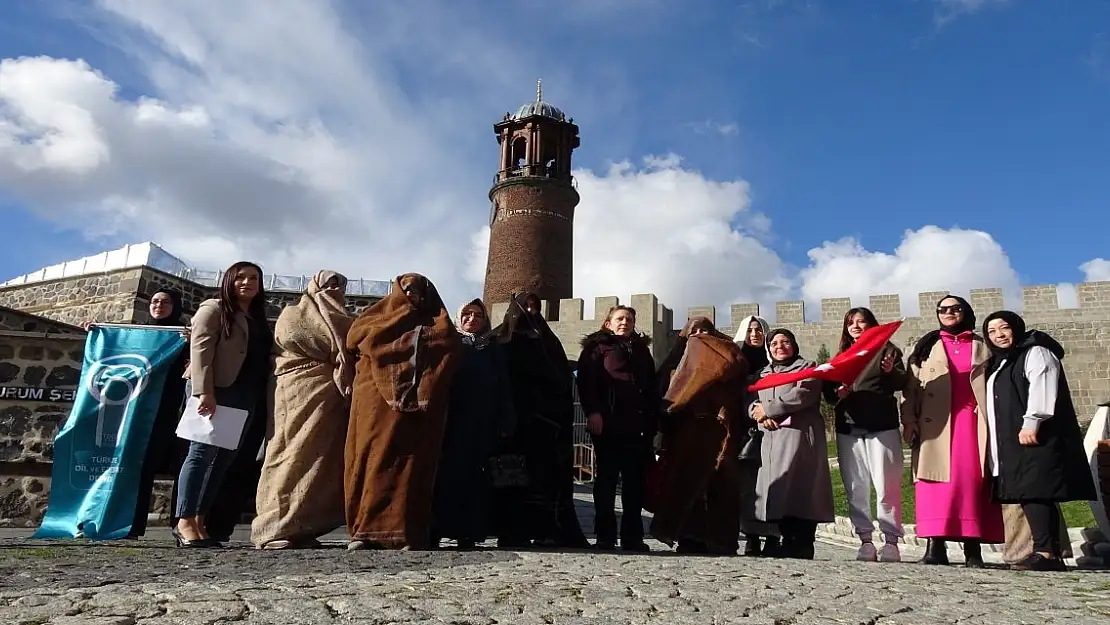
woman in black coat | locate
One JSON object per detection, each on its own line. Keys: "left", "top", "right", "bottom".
{"left": 982, "top": 311, "right": 1096, "bottom": 571}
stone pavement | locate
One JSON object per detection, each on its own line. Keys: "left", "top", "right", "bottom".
{"left": 2, "top": 492, "right": 1110, "bottom": 624}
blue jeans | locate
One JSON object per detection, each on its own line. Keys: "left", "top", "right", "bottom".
{"left": 174, "top": 381, "right": 256, "bottom": 519}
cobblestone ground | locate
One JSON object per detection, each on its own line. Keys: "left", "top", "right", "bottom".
{"left": 2, "top": 533, "right": 1110, "bottom": 625}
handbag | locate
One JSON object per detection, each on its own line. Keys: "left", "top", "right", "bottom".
{"left": 737, "top": 427, "right": 763, "bottom": 466}
{"left": 643, "top": 452, "right": 666, "bottom": 514}
{"left": 488, "top": 453, "right": 529, "bottom": 489}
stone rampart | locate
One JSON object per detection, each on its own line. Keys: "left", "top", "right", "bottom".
{"left": 500, "top": 282, "right": 1110, "bottom": 420}
{"left": 0, "top": 266, "right": 383, "bottom": 327}
{"left": 0, "top": 310, "right": 86, "bottom": 526}
{"left": 679, "top": 283, "right": 1110, "bottom": 421}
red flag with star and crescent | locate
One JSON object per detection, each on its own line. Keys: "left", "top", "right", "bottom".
{"left": 746, "top": 320, "right": 904, "bottom": 392}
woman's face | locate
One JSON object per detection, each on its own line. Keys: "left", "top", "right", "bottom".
{"left": 149, "top": 292, "right": 174, "bottom": 320}
{"left": 936, "top": 297, "right": 964, "bottom": 328}
{"left": 689, "top": 322, "right": 709, "bottom": 337}
{"left": 322, "top": 277, "right": 345, "bottom": 294}
{"left": 400, "top": 276, "right": 424, "bottom": 307}
{"left": 769, "top": 333, "right": 795, "bottom": 360}
{"left": 606, "top": 309, "right": 635, "bottom": 336}
{"left": 524, "top": 296, "right": 541, "bottom": 316}
{"left": 746, "top": 320, "right": 765, "bottom": 347}
{"left": 846, "top": 312, "right": 872, "bottom": 339}
{"left": 986, "top": 318, "right": 1015, "bottom": 349}
{"left": 459, "top": 304, "right": 486, "bottom": 334}
{"left": 234, "top": 267, "right": 261, "bottom": 301}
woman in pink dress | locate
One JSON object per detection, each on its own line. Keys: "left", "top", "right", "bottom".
{"left": 902, "top": 295, "right": 1003, "bottom": 567}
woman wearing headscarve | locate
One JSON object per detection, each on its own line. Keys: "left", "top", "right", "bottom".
{"left": 982, "top": 311, "right": 1096, "bottom": 571}
{"left": 431, "top": 298, "right": 516, "bottom": 549}
{"left": 732, "top": 314, "right": 780, "bottom": 556}
{"left": 344, "top": 274, "right": 462, "bottom": 551}
{"left": 749, "top": 328, "right": 834, "bottom": 559}
{"left": 126, "top": 289, "right": 190, "bottom": 538}
{"left": 493, "top": 292, "right": 590, "bottom": 549}
{"left": 650, "top": 317, "right": 747, "bottom": 555}
{"left": 902, "top": 295, "right": 1003, "bottom": 566}
{"left": 577, "top": 305, "right": 658, "bottom": 552}
{"left": 81, "top": 289, "right": 191, "bottom": 539}
{"left": 250, "top": 271, "right": 354, "bottom": 550}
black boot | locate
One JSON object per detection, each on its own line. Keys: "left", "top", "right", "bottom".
{"left": 962, "top": 541, "right": 984, "bottom": 568}
{"left": 922, "top": 539, "right": 949, "bottom": 565}
{"left": 763, "top": 536, "right": 783, "bottom": 558}
{"left": 743, "top": 536, "right": 762, "bottom": 557}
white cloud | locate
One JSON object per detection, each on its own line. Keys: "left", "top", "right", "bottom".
{"left": 0, "top": 0, "right": 1080, "bottom": 329}
{"left": 797, "top": 226, "right": 1021, "bottom": 317}
{"left": 934, "top": 0, "right": 1011, "bottom": 26}
{"left": 684, "top": 120, "right": 740, "bottom": 137}
{"left": 1081, "top": 258, "right": 1110, "bottom": 282}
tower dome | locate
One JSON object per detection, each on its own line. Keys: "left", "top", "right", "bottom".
{"left": 511, "top": 79, "right": 567, "bottom": 122}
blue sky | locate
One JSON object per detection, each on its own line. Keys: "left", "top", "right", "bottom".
{"left": 0, "top": 0, "right": 1108, "bottom": 316}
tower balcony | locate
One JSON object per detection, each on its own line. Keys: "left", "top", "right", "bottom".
{"left": 493, "top": 166, "right": 577, "bottom": 187}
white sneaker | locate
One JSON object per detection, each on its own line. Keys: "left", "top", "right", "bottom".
{"left": 878, "top": 543, "right": 901, "bottom": 563}
{"left": 856, "top": 542, "right": 878, "bottom": 562}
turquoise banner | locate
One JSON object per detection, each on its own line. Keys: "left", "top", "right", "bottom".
{"left": 34, "top": 325, "right": 187, "bottom": 540}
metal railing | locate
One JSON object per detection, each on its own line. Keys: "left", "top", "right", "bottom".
{"left": 0, "top": 242, "right": 392, "bottom": 297}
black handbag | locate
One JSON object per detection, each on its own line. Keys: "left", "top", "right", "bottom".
{"left": 737, "top": 427, "right": 763, "bottom": 466}
{"left": 488, "top": 454, "right": 529, "bottom": 488}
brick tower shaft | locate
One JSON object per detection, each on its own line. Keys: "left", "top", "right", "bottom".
{"left": 483, "top": 81, "right": 581, "bottom": 316}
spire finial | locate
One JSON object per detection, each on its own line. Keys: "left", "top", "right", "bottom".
{"left": 536, "top": 78, "right": 543, "bottom": 103}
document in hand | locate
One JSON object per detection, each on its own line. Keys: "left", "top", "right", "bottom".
{"left": 175, "top": 396, "right": 248, "bottom": 450}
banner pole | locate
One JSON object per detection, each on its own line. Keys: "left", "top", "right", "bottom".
{"left": 88, "top": 323, "right": 187, "bottom": 331}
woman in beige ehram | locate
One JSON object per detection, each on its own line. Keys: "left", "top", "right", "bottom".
{"left": 251, "top": 271, "right": 355, "bottom": 549}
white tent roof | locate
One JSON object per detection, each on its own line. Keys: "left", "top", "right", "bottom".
{"left": 1, "top": 242, "right": 391, "bottom": 297}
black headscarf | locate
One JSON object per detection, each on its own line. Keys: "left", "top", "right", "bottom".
{"left": 766, "top": 328, "right": 800, "bottom": 366}
{"left": 907, "top": 294, "right": 976, "bottom": 367}
{"left": 150, "top": 288, "right": 185, "bottom": 326}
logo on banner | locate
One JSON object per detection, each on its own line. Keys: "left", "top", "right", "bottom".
{"left": 86, "top": 354, "right": 152, "bottom": 449}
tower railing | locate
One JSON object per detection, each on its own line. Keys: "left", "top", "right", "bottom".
{"left": 493, "top": 168, "right": 576, "bottom": 185}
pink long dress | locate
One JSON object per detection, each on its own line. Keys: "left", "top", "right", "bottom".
{"left": 914, "top": 331, "right": 1004, "bottom": 542}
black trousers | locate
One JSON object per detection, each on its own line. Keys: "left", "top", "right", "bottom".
{"left": 591, "top": 433, "right": 648, "bottom": 545}
{"left": 1021, "top": 500, "right": 1063, "bottom": 556}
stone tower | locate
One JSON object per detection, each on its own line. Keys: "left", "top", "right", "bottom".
{"left": 483, "top": 80, "right": 581, "bottom": 315}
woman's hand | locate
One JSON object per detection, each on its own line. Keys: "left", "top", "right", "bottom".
{"left": 197, "top": 393, "right": 217, "bottom": 418}
{"left": 880, "top": 354, "right": 895, "bottom": 373}
{"left": 1018, "top": 428, "right": 1039, "bottom": 446}
{"left": 587, "top": 412, "right": 604, "bottom": 436}
{"left": 751, "top": 403, "right": 765, "bottom": 422}
{"left": 80, "top": 320, "right": 96, "bottom": 331}
{"left": 902, "top": 422, "right": 918, "bottom": 445}
{"left": 835, "top": 384, "right": 850, "bottom": 399}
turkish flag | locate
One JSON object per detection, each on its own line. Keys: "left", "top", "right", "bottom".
{"left": 746, "top": 320, "right": 904, "bottom": 392}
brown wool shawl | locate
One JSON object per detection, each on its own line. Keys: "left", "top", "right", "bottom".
{"left": 664, "top": 332, "right": 749, "bottom": 417}
{"left": 346, "top": 273, "right": 462, "bottom": 413}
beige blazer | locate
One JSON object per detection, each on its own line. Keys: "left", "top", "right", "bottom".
{"left": 188, "top": 298, "right": 251, "bottom": 396}
{"left": 900, "top": 335, "right": 992, "bottom": 483}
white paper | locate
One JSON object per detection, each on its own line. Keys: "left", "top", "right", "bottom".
{"left": 175, "top": 396, "right": 249, "bottom": 451}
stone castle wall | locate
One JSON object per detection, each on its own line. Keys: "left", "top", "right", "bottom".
{"left": 530, "top": 282, "right": 1110, "bottom": 421}
{"left": 0, "top": 266, "right": 383, "bottom": 328}
{"left": 0, "top": 309, "right": 86, "bottom": 526}
{"left": 0, "top": 266, "right": 383, "bottom": 527}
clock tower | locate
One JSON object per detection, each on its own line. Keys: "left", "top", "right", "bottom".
{"left": 482, "top": 80, "right": 581, "bottom": 316}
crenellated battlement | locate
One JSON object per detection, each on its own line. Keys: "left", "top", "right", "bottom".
{"left": 690, "top": 282, "right": 1110, "bottom": 327}
{"left": 489, "top": 282, "right": 1110, "bottom": 421}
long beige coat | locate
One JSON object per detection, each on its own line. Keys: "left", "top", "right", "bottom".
{"left": 900, "top": 336, "right": 992, "bottom": 483}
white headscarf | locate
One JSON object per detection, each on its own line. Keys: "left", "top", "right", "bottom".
{"left": 733, "top": 315, "right": 770, "bottom": 351}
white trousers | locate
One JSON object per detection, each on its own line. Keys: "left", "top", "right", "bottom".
{"left": 837, "top": 429, "right": 904, "bottom": 541}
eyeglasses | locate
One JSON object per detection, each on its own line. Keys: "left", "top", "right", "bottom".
{"left": 937, "top": 305, "right": 963, "bottom": 315}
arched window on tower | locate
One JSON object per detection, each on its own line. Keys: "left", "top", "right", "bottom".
{"left": 541, "top": 139, "right": 559, "bottom": 178}
{"left": 511, "top": 137, "right": 528, "bottom": 175}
